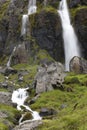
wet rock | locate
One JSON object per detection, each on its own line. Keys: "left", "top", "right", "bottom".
{"left": 70, "top": 56, "right": 87, "bottom": 74}
{"left": 13, "top": 120, "right": 42, "bottom": 130}
{"left": 19, "top": 112, "right": 33, "bottom": 124}
{"left": 35, "top": 62, "right": 66, "bottom": 94}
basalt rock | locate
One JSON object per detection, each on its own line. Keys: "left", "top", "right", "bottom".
{"left": 74, "top": 8, "right": 87, "bottom": 60}
{"left": 68, "top": 0, "right": 87, "bottom": 8}
{"left": 70, "top": 56, "right": 87, "bottom": 74}
{"left": 34, "top": 62, "right": 66, "bottom": 94}
{"left": 31, "top": 9, "right": 64, "bottom": 62}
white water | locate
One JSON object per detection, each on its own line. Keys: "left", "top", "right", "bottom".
{"left": 58, "top": 0, "right": 80, "bottom": 71}
{"left": 28, "top": 0, "right": 37, "bottom": 15}
{"left": 7, "top": 47, "right": 16, "bottom": 67}
{"left": 21, "top": 0, "right": 37, "bottom": 36}
{"left": 21, "top": 15, "right": 28, "bottom": 36}
{"left": 44, "top": 0, "right": 47, "bottom": 6}
{"left": 11, "top": 88, "right": 41, "bottom": 124}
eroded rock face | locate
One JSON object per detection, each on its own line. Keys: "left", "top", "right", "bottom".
{"left": 74, "top": 8, "right": 87, "bottom": 59}
{"left": 34, "top": 62, "right": 66, "bottom": 94}
{"left": 31, "top": 10, "right": 64, "bottom": 62}
{"left": 70, "top": 56, "right": 87, "bottom": 74}
{"left": 69, "top": 0, "right": 87, "bottom": 8}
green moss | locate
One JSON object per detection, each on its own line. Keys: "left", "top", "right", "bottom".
{"left": 0, "top": 74, "right": 5, "bottom": 82}
{"left": 29, "top": 72, "right": 87, "bottom": 130}
{"left": 0, "top": 121, "right": 9, "bottom": 130}
{"left": 0, "top": 0, "right": 10, "bottom": 20}
{"left": 70, "top": 6, "right": 87, "bottom": 18}
{"left": 0, "top": 104, "right": 21, "bottom": 129}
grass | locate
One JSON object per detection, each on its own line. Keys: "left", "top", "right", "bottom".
{"left": 0, "top": 104, "right": 21, "bottom": 129}
{"left": 30, "top": 73, "right": 87, "bottom": 130}
{"left": 0, "top": 0, "right": 10, "bottom": 20}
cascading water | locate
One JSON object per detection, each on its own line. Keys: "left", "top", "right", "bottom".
{"left": 44, "top": 0, "right": 47, "bottom": 6}
{"left": 21, "top": 0, "right": 37, "bottom": 36}
{"left": 11, "top": 88, "right": 41, "bottom": 124}
{"left": 58, "top": 0, "right": 80, "bottom": 71}
{"left": 21, "top": 15, "right": 28, "bottom": 36}
{"left": 28, "top": 0, "right": 37, "bottom": 15}
{"left": 7, "top": 47, "right": 16, "bottom": 67}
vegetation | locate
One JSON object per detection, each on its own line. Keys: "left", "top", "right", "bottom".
{"left": 30, "top": 73, "right": 87, "bottom": 130}
{"left": 0, "top": 0, "right": 10, "bottom": 20}
{"left": 0, "top": 104, "right": 21, "bottom": 130}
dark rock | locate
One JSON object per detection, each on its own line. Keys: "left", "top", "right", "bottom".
{"left": 3, "top": 67, "right": 17, "bottom": 76}
{"left": 1, "top": 82, "right": 8, "bottom": 88}
{"left": 18, "top": 73, "right": 24, "bottom": 82}
{"left": 74, "top": 8, "right": 87, "bottom": 59}
{"left": 31, "top": 9, "right": 64, "bottom": 62}
{"left": 70, "top": 56, "right": 87, "bottom": 74}
{"left": 69, "top": 0, "right": 87, "bottom": 8}
{"left": 39, "top": 108, "right": 57, "bottom": 117}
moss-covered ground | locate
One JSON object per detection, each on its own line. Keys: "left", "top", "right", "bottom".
{"left": 30, "top": 72, "right": 87, "bottom": 130}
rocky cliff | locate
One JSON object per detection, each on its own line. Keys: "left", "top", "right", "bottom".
{"left": 0, "top": 0, "right": 87, "bottom": 130}
{"left": 0, "top": 0, "right": 87, "bottom": 65}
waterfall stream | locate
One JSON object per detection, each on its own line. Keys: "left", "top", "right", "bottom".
{"left": 58, "top": 0, "right": 80, "bottom": 71}
{"left": 7, "top": 47, "right": 16, "bottom": 67}
{"left": 28, "top": 0, "right": 37, "bottom": 15}
{"left": 21, "top": 15, "right": 28, "bottom": 36}
{"left": 21, "top": 0, "right": 37, "bottom": 36}
{"left": 11, "top": 88, "right": 42, "bottom": 124}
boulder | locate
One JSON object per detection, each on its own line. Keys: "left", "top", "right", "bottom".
{"left": 70, "top": 56, "right": 87, "bottom": 74}
{"left": 0, "top": 92, "right": 12, "bottom": 105}
{"left": 1, "top": 67, "right": 17, "bottom": 76}
{"left": 39, "top": 108, "right": 57, "bottom": 117}
{"left": 13, "top": 120, "right": 42, "bottom": 130}
{"left": 34, "top": 62, "right": 66, "bottom": 94}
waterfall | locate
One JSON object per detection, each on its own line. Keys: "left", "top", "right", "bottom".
{"left": 7, "top": 47, "right": 16, "bottom": 67}
{"left": 21, "top": 15, "right": 28, "bottom": 36}
{"left": 44, "top": 0, "right": 47, "bottom": 6}
{"left": 11, "top": 88, "right": 42, "bottom": 124}
{"left": 28, "top": 0, "right": 37, "bottom": 15}
{"left": 58, "top": 0, "right": 80, "bottom": 71}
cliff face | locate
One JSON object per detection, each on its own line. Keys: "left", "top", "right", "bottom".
{"left": 0, "top": 0, "right": 87, "bottom": 64}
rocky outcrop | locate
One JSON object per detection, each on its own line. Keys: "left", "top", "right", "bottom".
{"left": 31, "top": 9, "right": 64, "bottom": 62}
{"left": 74, "top": 8, "right": 87, "bottom": 59}
{"left": 69, "top": 0, "right": 87, "bottom": 8}
{"left": 13, "top": 120, "right": 42, "bottom": 130}
{"left": 70, "top": 56, "right": 87, "bottom": 74}
{"left": 34, "top": 62, "right": 66, "bottom": 94}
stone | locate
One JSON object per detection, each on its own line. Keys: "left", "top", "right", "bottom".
{"left": 3, "top": 67, "right": 17, "bottom": 76}
{"left": 13, "top": 120, "right": 42, "bottom": 130}
{"left": 70, "top": 56, "right": 87, "bottom": 74}
{"left": 0, "top": 92, "right": 12, "bottom": 105}
{"left": 39, "top": 108, "right": 57, "bottom": 117}
{"left": 34, "top": 62, "right": 66, "bottom": 94}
